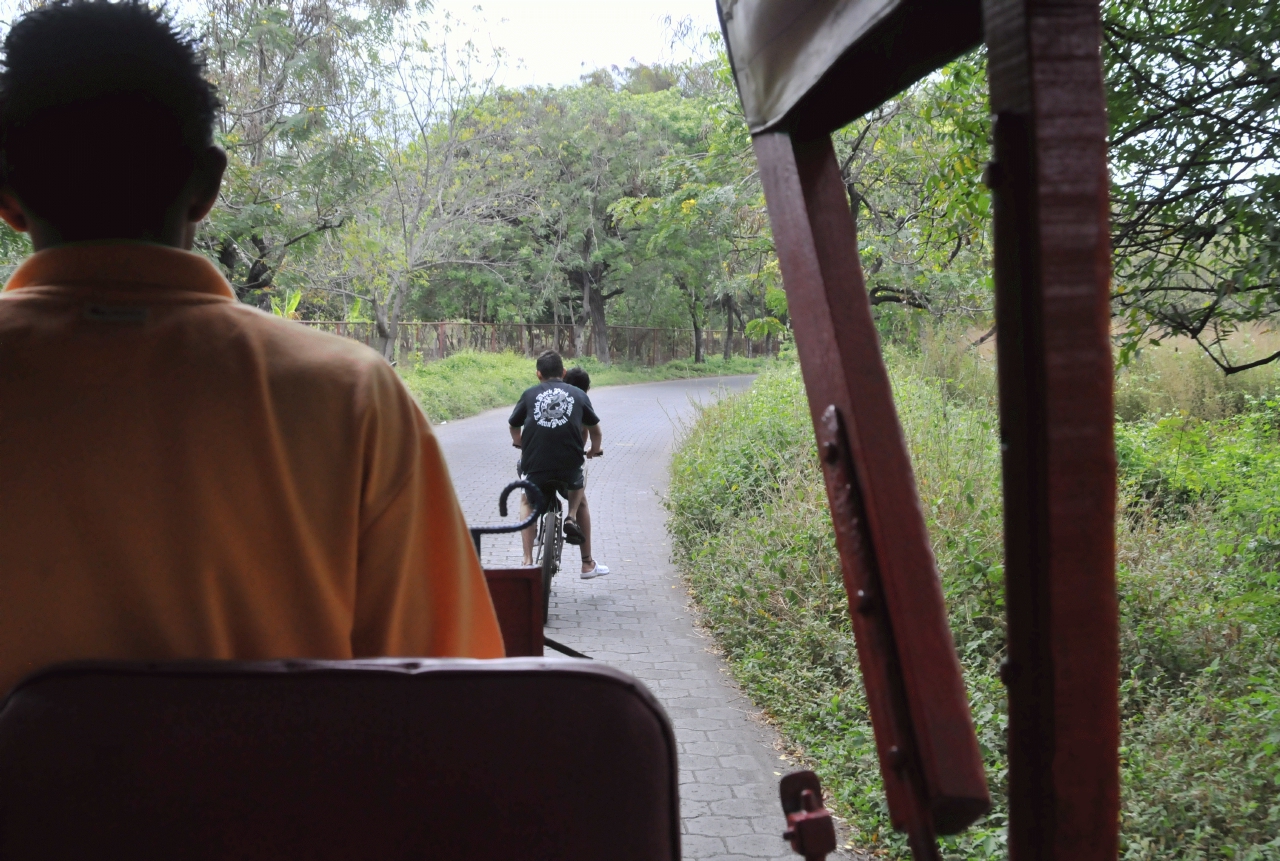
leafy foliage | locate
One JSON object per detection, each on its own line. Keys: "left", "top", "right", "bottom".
{"left": 836, "top": 53, "right": 993, "bottom": 319}
{"left": 197, "top": 0, "right": 399, "bottom": 305}
{"left": 1105, "top": 0, "right": 1280, "bottom": 373}
{"left": 0, "top": 3, "right": 1274, "bottom": 373}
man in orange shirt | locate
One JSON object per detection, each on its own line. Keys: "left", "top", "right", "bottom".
{"left": 0, "top": 1, "right": 503, "bottom": 695}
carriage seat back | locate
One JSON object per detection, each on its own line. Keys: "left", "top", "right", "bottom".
{"left": 0, "top": 658, "right": 679, "bottom": 861}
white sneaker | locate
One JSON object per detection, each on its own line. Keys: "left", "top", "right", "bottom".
{"left": 581, "top": 562, "right": 610, "bottom": 579}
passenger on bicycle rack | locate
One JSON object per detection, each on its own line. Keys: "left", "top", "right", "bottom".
{"left": 562, "top": 365, "right": 597, "bottom": 555}
{"left": 508, "top": 350, "right": 609, "bottom": 578}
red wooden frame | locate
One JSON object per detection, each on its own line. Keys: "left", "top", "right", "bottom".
{"left": 739, "top": 0, "right": 1118, "bottom": 858}
{"left": 986, "top": 2, "right": 1119, "bottom": 857}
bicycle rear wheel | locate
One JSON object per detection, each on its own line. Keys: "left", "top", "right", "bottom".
{"left": 539, "top": 505, "right": 561, "bottom": 624}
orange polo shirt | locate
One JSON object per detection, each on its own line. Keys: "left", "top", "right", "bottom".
{"left": 0, "top": 243, "right": 503, "bottom": 694}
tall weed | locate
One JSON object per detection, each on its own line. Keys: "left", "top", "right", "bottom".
{"left": 668, "top": 348, "right": 1280, "bottom": 860}
{"left": 1115, "top": 331, "right": 1280, "bottom": 421}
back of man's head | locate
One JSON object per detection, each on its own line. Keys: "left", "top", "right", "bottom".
{"left": 563, "top": 367, "right": 590, "bottom": 392}
{"left": 0, "top": 0, "right": 220, "bottom": 242}
{"left": 536, "top": 350, "right": 565, "bottom": 380}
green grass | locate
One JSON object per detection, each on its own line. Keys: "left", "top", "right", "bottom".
{"left": 1115, "top": 331, "right": 1280, "bottom": 422}
{"left": 666, "top": 341, "right": 1280, "bottom": 860}
{"left": 397, "top": 350, "right": 770, "bottom": 422}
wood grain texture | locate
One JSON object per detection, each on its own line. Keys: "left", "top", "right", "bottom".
{"left": 985, "top": 0, "right": 1119, "bottom": 858}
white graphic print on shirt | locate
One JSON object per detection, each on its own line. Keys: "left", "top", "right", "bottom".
{"left": 534, "top": 388, "right": 574, "bottom": 428}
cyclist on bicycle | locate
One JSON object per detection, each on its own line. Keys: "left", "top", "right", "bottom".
{"left": 509, "top": 351, "right": 609, "bottom": 578}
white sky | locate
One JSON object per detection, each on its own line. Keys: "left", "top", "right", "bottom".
{"left": 0, "top": 1, "right": 724, "bottom": 90}
{"left": 430, "top": 1, "right": 722, "bottom": 88}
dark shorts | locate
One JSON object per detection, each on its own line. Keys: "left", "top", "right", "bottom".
{"left": 523, "top": 467, "right": 585, "bottom": 494}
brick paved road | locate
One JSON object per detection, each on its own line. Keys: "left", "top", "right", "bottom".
{"left": 434, "top": 376, "right": 825, "bottom": 861}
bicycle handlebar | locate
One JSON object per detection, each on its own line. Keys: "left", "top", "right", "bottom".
{"left": 468, "top": 480, "right": 546, "bottom": 555}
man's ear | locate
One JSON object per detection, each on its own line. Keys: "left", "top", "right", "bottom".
{"left": 185, "top": 146, "right": 227, "bottom": 224}
{"left": 0, "top": 189, "right": 31, "bottom": 234}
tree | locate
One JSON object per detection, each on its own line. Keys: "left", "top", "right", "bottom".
{"left": 612, "top": 160, "right": 741, "bottom": 363}
{"left": 314, "top": 18, "right": 535, "bottom": 359}
{"left": 194, "top": 0, "right": 405, "bottom": 307}
{"left": 517, "top": 84, "right": 707, "bottom": 361}
{"left": 831, "top": 52, "right": 992, "bottom": 323}
{"left": 1105, "top": 0, "right": 1280, "bottom": 373}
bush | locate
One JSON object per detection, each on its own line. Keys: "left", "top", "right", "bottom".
{"left": 667, "top": 347, "right": 1280, "bottom": 860}
{"left": 397, "top": 350, "right": 774, "bottom": 422}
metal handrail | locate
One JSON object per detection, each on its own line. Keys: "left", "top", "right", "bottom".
{"left": 469, "top": 481, "right": 544, "bottom": 555}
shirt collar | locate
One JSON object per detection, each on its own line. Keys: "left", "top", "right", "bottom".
{"left": 3, "top": 242, "right": 236, "bottom": 299}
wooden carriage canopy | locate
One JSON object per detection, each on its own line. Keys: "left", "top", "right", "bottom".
{"left": 717, "top": 2, "right": 1117, "bottom": 860}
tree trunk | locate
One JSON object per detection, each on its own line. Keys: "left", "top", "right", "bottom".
{"left": 373, "top": 301, "right": 391, "bottom": 359}
{"left": 571, "top": 306, "right": 585, "bottom": 358}
{"left": 723, "top": 295, "right": 735, "bottom": 361}
{"left": 380, "top": 311, "right": 399, "bottom": 362}
{"left": 581, "top": 270, "right": 611, "bottom": 364}
{"left": 376, "top": 276, "right": 407, "bottom": 363}
{"left": 675, "top": 276, "right": 705, "bottom": 364}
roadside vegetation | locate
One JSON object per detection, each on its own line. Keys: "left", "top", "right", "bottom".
{"left": 398, "top": 351, "right": 770, "bottom": 423}
{"left": 667, "top": 333, "right": 1280, "bottom": 860}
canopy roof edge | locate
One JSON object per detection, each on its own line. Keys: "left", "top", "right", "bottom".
{"left": 718, "top": 0, "right": 984, "bottom": 140}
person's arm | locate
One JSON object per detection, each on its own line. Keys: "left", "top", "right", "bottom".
{"left": 581, "top": 395, "right": 602, "bottom": 458}
{"left": 508, "top": 398, "right": 527, "bottom": 449}
{"left": 352, "top": 365, "right": 504, "bottom": 659}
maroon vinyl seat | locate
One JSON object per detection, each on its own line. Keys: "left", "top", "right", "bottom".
{"left": 0, "top": 658, "right": 679, "bottom": 861}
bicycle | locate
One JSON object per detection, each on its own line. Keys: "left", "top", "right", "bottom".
{"left": 531, "top": 480, "right": 570, "bottom": 624}
{"left": 511, "top": 452, "right": 603, "bottom": 624}
{"left": 470, "top": 480, "right": 589, "bottom": 660}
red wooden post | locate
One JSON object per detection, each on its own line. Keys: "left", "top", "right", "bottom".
{"left": 984, "top": 1, "right": 1118, "bottom": 859}
{"left": 755, "top": 132, "right": 989, "bottom": 854}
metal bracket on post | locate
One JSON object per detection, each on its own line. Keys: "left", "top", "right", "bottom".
{"left": 814, "top": 405, "right": 942, "bottom": 860}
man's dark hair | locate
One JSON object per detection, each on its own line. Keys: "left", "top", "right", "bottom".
{"left": 536, "top": 350, "right": 565, "bottom": 380}
{"left": 0, "top": 0, "right": 220, "bottom": 239}
{"left": 563, "top": 367, "right": 590, "bottom": 392}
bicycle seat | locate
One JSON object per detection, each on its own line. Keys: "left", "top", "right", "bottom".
{"left": 517, "top": 475, "right": 570, "bottom": 501}
{"left": 0, "top": 658, "right": 679, "bottom": 860}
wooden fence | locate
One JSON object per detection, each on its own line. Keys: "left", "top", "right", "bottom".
{"left": 297, "top": 321, "right": 776, "bottom": 365}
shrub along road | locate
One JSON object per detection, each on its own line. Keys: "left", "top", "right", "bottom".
{"left": 433, "top": 376, "right": 856, "bottom": 861}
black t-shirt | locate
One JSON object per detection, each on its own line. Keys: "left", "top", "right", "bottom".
{"left": 509, "top": 380, "right": 599, "bottom": 476}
